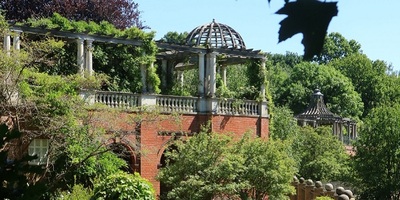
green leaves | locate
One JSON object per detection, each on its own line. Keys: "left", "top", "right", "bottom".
{"left": 157, "top": 132, "right": 296, "bottom": 200}
{"left": 92, "top": 172, "right": 155, "bottom": 200}
{"left": 353, "top": 104, "right": 400, "bottom": 199}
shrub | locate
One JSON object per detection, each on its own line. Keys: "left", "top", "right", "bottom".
{"left": 92, "top": 172, "right": 155, "bottom": 200}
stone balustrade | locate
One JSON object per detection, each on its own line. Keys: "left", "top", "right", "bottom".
{"left": 290, "top": 177, "right": 355, "bottom": 200}
{"left": 218, "top": 99, "right": 259, "bottom": 116}
{"left": 80, "top": 90, "right": 268, "bottom": 117}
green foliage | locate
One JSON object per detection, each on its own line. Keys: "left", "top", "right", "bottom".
{"left": 274, "top": 61, "right": 363, "bottom": 119}
{"left": 158, "top": 133, "right": 246, "bottom": 200}
{"left": 236, "top": 136, "right": 296, "bottom": 200}
{"left": 55, "top": 184, "right": 93, "bottom": 200}
{"left": 159, "top": 31, "right": 188, "bottom": 44}
{"left": 92, "top": 172, "right": 155, "bottom": 200}
{"left": 20, "top": 13, "right": 159, "bottom": 93}
{"left": 157, "top": 131, "right": 296, "bottom": 200}
{"left": 270, "top": 106, "right": 299, "bottom": 140}
{"left": 292, "top": 126, "right": 351, "bottom": 181}
{"left": 353, "top": 104, "right": 400, "bottom": 199}
{"left": 317, "top": 32, "right": 362, "bottom": 64}
{"left": 329, "top": 53, "right": 393, "bottom": 117}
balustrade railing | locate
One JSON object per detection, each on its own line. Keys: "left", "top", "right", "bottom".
{"left": 156, "top": 95, "right": 198, "bottom": 113}
{"left": 218, "top": 99, "right": 259, "bottom": 116}
{"left": 95, "top": 91, "right": 139, "bottom": 109}
{"left": 85, "top": 90, "right": 265, "bottom": 117}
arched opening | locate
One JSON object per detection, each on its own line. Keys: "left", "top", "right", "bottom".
{"left": 108, "top": 142, "right": 137, "bottom": 173}
{"left": 159, "top": 144, "right": 177, "bottom": 200}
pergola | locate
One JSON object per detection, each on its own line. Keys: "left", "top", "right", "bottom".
{"left": 155, "top": 19, "right": 267, "bottom": 98}
{"left": 295, "top": 89, "right": 357, "bottom": 144}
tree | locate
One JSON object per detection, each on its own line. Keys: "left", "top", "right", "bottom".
{"left": 317, "top": 32, "right": 362, "bottom": 64}
{"left": 0, "top": 14, "right": 139, "bottom": 198}
{"left": 157, "top": 131, "right": 296, "bottom": 200}
{"left": 329, "top": 53, "right": 393, "bottom": 117}
{"left": 273, "top": 62, "right": 363, "bottom": 119}
{"left": 353, "top": 104, "right": 400, "bottom": 199}
{"left": 235, "top": 135, "right": 296, "bottom": 200}
{"left": 159, "top": 31, "right": 188, "bottom": 44}
{"left": 292, "top": 126, "right": 351, "bottom": 181}
{"left": 0, "top": 0, "right": 146, "bottom": 29}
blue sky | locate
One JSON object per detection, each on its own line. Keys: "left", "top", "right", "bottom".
{"left": 136, "top": 0, "right": 400, "bottom": 71}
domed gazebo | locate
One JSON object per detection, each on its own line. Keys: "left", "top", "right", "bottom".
{"left": 186, "top": 19, "right": 246, "bottom": 50}
{"left": 156, "top": 19, "right": 266, "bottom": 98}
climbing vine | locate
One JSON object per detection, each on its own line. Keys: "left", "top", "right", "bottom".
{"left": 16, "top": 13, "right": 160, "bottom": 93}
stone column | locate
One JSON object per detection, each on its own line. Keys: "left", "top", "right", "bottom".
{"left": 221, "top": 65, "right": 227, "bottom": 87}
{"left": 177, "top": 70, "right": 184, "bottom": 87}
{"left": 260, "top": 57, "right": 267, "bottom": 100}
{"left": 13, "top": 31, "right": 21, "bottom": 50}
{"left": 141, "top": 64, "right": 147, "bottom": 93}
{"left": 161, "top": 59, "right": 167, "bottom": 90}
{"left": 207, "top": 52, "right": 217, "bottom": 97}
{"left": 4, "top": 32, "right": 11, "bottom": 55}
{"left": 198, "top": 52, "right": 205, "bottom": 96}
{"left": 77, "top": 39, "right": 85, "bottom": 76}
{"left": 85, "top": 39, "right": 94, "bottom": 76}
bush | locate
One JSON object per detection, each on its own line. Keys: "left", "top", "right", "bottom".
{"left": 92, "top": 172, "right": 155, "bottom": 200}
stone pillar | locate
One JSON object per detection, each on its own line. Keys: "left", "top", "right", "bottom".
{"left": 260, "top": 57, "right": 267, "bottom": 100}
{"left": 207, "top": 52, "right": 217, "bottom": 97}
{"left": 85, "top": 39, "right": 94, "bottom": 76}
{"left": 4, "top": 32, "right": 11, "bottom": 55}
{"left": 177, "top": 70, "right": 184, "bottom": 87}
{"left": 77, "top": 39, "right": 85, "bottom": 76}
{"left": 13, "top": 31, "right": 21, "bottom": 50}
{"left": 222, "top": 65, "right": 227, "bottom": 87}
{"left": 141, "top": 64, "right": 147, "bottom": 93}
{"left": 161, "top": 59, "right": 167, "bottom": 90}
{"left": 198, "top": 52, "right": 205, "bottom": 96}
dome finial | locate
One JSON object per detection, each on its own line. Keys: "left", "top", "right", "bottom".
{"left": 212, "top": 18, "right": 216, "bottom": 23}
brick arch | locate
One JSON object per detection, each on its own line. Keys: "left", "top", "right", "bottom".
{"left": 158, "top": 139, "right": 180, "bottom": 200}
{"left": 107, "top": 138, "right": 139, "bottom": 173}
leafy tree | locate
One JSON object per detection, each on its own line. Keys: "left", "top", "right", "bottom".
{"left": 269, "top": 106, "right": 298, "bottom": 141}
{"left": 353, "top": 104, "right": 400, "bottom": 199}
{"left": 0, "top": 14, "right": 135, "bottom": 197}
{"left": 157, "top": 133, "right": 246, "bottom": 200}
{"left": 317, "top": 32, "right": 362, "bottom": 64}
{"left": 292, "top": 126, "right": 351, "bottom": 181}
{"left": 274, "top": 62, "right": 363, "bottom": 119}
{"left": 329, "top": 53, "right": 393, "bottom": 117}
{"left": 0, "top": 0, "right": 146, "bottom": 29}
{"left": 157, "top": 131, "right": 296, "bottom": 200}
{"left": 92, "top": 172, "right": 155, "bottom": 200}
{"left": 235, "top": 135, "right": 296, "bottom": 200}
{"left": 159, "top": 31, "right": 188, "bottom": 44}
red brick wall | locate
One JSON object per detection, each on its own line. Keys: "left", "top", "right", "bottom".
{"left": 91, "top": 110, "right": 269, "bottom": 195}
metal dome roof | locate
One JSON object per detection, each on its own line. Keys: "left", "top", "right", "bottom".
{"left": 185, "top": 19, "right": 246, "bottom": 50}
